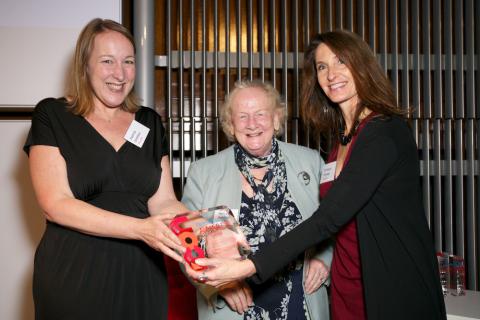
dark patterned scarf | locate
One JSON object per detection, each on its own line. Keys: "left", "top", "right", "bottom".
{"left": 234, "top": 138, "right": 286, "bottom": 210}
{"left": 234, "top": 139, "right": 303, "bottom": 251}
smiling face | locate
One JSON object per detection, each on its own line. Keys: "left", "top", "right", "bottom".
{"left": 87, "top": 30, "right": 135, "bottom": 110}
{"left": 230, "top": 87, "right": 280, "bottom": 157}
{"left": 315, "top": 43, "right": 359, "bottom": 111}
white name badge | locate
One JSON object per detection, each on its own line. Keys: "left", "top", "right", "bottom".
{"left": 320, "top": 161, "right": 337, "bottom": 184}
{"left": 124, "top": 120, "right": 150, "bottom": 148}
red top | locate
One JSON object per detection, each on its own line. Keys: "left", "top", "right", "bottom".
{"left": 320, "top": 116, "right": 374, "bottom": 320}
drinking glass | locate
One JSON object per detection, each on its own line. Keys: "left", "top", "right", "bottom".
{"left": 449, "top": 255, "right": 466, "bottom": 296}
{"left": 436, "top": 252, "right": 450, "bottom": 296}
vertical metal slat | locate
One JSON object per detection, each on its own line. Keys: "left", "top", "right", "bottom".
{"left": 304, "top": 0, "right": 311, "bottom": 148}
{"left": 454, "top": 120, "right": 466, "bottom": 258}
{"left": 270, "top": 0, "right": 276, "bottom": 88}
{"left": 444, "top": 119, "right": 454, "bottom": 253}
{"left": 190, "top": 0, "right": 196, "bottom": 163}
{"left": 281, "top": 0, "right": 287, "bottom": 142}
{"left": 292, "top": 0, "right": 299, "bottom": 144}
{"left": 443, "top": 0, "right": 454, "bottom": 253}
{"left": 259, "top": 0, "right": 265, "bottom": 82}
{"left": 236, "top": 0, "right": 242, "bottom": 82}
{"left": 368, "top": 0, "right": 376, "bottom": 52}
{"left": 213, "top": 0, "right": 219, "bottom": 154}
{"left": 390, "top": 0, "right": 399, "bottom": 104}
{"left": 477, "top": 118, "right": 480, "bottom": 290}
{"left": 326, "top": 0, "right": 333, "bottom": 31}
{"left": 201, "top": 0, "right": 207, "bottom": 158}
{"left": 466, "top": 119, "right": 477, "bottom": 289}
{"left": 432, "top": 0, "right": 443, "bottom": 251}
{"left": 465, "top": 0, "right": 475, "bottom": 120}
{"left": 133, "top": 0, "right": 155, "bottom": 109}
{"left": 411, "top": 0, "right": 420, "bottom": 146}
{"left": 247, "top": 0, "right": 253, "bottom": 80}
{"left": 433, "top": 118, "right": 442, "bottom": 251}
{"left": 400, "top": 0, "right": 408, "bottom": 111}
{"left": 378, "top": 0, "right": 387, "bottom": 72}
{"left": 167, "top": 0, "right": 173, "bottom": 168}
{"left": 226, "top": 0, "right": 230, "bottom": 94}
{"left": 335, "top": 0, "right": 343, "bottom": 29}
{"left": 314, "top": 0, "right": 321, "bottom": 34}
{"left": 304, "top": 0, "right": 310, "bottom": 49}
{"left": 357, "top": 0, "right": 365, "bottom": 39}
{"left": 464, "top": 0, "right": 477, "bottom": 290}
{"left": 475, "top": 0, "right": 480, "bottom": 291}
{"left": 346, "top": 0, "right": 353, "bottom": 31}
{"left": 454, "top": 0, "right": 465, "bottom": 260}
{"left": 178, "top": 0, "right": 186, "bottom": 189}
{"left": 421, "top": 0, "right": 432, "bottom": 226}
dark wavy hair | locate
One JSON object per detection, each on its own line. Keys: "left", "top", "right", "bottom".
{"left": 301, "top": 30, "right": 404, "bottom": 144}
{"left": 65, "top": 18, "right": 140, "bottom": 116}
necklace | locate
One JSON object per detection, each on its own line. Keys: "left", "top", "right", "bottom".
{"left": 339, "top": 120, "right": 359, "bottom": 146}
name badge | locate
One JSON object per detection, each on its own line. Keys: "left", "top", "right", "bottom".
{"left": 320, "top": 161, "right": 337, "bottom": 184}
{"left": 124, "top": 120, "right": 150, "bottom": 148}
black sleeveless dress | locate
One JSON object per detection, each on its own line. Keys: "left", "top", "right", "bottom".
{"left": 24, "top": 98, "right": 169, "bottom": 320}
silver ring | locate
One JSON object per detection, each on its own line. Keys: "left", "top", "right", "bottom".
{"left": 198, "top": 272, "right": 208, "bottom": 282}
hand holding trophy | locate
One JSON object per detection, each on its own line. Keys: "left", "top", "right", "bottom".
{"left": 169, "top": 206, "right": 250, "bottom": 272}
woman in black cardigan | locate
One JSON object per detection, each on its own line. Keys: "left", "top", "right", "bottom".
{"left": 185, "top": 30, "right": 446, "bottom": 320}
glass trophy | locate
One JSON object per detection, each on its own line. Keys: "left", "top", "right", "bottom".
{"left": 169, "top": 205, "right": 251, "bottom": 271}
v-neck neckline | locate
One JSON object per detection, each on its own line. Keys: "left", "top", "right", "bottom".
{"left": 81, "top": 111, "right": 138, "bottom": 153}
{"left": 330, "top": 112, "right": 377, "bottom": 179}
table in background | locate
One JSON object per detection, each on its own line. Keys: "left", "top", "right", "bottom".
{"left": 446, "top": 290, "right": 480, "bottom": 320}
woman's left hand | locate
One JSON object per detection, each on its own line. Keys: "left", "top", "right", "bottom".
{"left": 304, "top": 258, "right": 330, "bottom": 294}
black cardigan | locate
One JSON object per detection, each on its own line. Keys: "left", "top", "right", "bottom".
{"left": 250, "top": 116, "right": 446, "bottom": 320}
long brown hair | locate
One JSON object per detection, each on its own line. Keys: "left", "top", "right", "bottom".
{"left": 301, "top": 30, "right": 404, "bottom": 143}
{"left": 65, "top": 18, "right": 140, "bottom": 116}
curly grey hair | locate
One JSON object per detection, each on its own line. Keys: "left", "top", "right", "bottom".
{"left": 220, "top": 80, "right": 286, "bottom": 141}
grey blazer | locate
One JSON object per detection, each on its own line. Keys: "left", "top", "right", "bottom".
{"left": 182, "top": 141, "right": 332, "bottom": 320}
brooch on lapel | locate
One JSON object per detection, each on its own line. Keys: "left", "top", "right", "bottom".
{"left": 297, "top": 171, "right": 310, "bottom": 185}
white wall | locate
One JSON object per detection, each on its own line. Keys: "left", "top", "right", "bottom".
{"left": 0, "top": 1, "right": 121, "bottom": 319}
{"left": 0, "top": 0, "right": 122, "bottom": 107}
{"left": 0, "top": 121, "right": 42, "bottom": 320}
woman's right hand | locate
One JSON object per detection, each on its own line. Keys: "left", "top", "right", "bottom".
{"left": 137, "top": 213, "right": 185, "bottom": 262}
{"left": 184, "top": 257, "right": 257, "bottom": 288}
